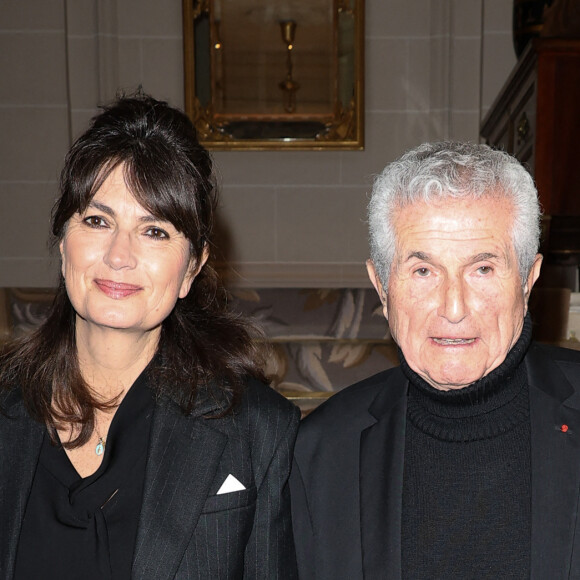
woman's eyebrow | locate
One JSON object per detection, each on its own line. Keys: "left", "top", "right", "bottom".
{"left": 138, "top": 214, "right": 163, "bottom": 224}
{"left": 87, "top": 200, "right": 163, "bottom": 224}
{"left": 87, "top": 200, "right": 114, "bottom": 217}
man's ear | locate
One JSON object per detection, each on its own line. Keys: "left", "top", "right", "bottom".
{"left": 366, "top": 259, "right": 389, "bottom": 320}
{"left": 179, "top": 244, "right": 210, "bottom": 299}
{"left": 523, "top": 253, "right": 543, "bottom": 310}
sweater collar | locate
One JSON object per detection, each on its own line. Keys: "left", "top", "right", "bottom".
{"left": 401, "top": 315, "right": 533, "bottom": 441}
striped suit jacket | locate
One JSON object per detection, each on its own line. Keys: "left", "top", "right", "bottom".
{"left": 0, "top": 378, "right": 300, "bottom": 579}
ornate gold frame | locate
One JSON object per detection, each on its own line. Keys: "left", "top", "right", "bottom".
{"left": 182, "top": 0, "right": 364, "bottom": 150}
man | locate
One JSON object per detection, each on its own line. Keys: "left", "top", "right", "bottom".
{"left": 290, "top": 142, "right": 580, "bottom": 579}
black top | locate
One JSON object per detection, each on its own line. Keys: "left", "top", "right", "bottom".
{"left": 14, "top": 368, "right": 155, "bottom": 580}
{"left": 401, "top": 316, "right": 533, "bottom": 579}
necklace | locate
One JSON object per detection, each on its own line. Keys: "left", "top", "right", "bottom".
{"left": 95, "top": 427, "right": 106, "bottom": 456}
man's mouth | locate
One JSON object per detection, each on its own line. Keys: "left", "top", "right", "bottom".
{"left": 432, "top": 338, "right": 476, "bottom": 345}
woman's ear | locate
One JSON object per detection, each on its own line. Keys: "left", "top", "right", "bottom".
{"left": 179, "top": 244, "right": 210, "bottom": 299}
{"left": 59, "top": 239, "right": 66, "bottom": 278}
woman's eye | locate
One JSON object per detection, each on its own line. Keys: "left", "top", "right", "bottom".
{"left": 83, "top": 216, "right": 107, "bottom": 228}
{"left": 145, "top": 227, "right": 169, "bottom": 239}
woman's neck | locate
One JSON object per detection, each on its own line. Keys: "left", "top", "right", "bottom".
{"left": 75, "top": 317, "right": 159, "bottom": 400}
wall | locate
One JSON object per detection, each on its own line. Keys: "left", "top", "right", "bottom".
{"left": 0, "top": 0, "right": 516, "bottom": 288}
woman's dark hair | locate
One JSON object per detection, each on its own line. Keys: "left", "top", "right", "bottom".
{"left": 0, "top": 93, "right": 267, "bottom": 447}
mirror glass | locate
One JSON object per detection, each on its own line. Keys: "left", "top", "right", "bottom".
{"left": 183, "top": 0, "right": 364, "bottom": 149}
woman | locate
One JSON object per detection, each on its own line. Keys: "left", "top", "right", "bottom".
{"left": 0, "top": 94, "right": 299, "bottom": 579}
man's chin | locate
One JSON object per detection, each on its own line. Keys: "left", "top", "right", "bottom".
{"left": 421, "top": 367, "right": 486, "bottom": 391}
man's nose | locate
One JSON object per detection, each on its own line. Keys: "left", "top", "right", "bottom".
{"left": 438, "top": 275, "right": 468, "bottom": 323}
{"left": 104, "top": 231, "right": 137, "bottom": 270}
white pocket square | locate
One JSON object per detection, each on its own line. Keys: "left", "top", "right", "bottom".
{"left": 217, "top": 474, "right": 246, "bottom": 495}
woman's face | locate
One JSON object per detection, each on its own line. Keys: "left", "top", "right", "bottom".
{"left": 60, "top": 164, "right": 204, "bottom": 337}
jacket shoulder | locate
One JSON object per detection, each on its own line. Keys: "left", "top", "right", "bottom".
{"left": 526, "top": 342, "right": 580, "bottom": 405}
{"left": 0, "top": 385, "right": 27, "bottom": 419}
{"left": 239, "top": 377, "right": 300, "bottom": 421}
{"left": 528, "top": 342, "right": 580, "bottom": 386}
{"left": 296, "top": 367, "right": 404, "bottom": 444}
{"left": 228, "top": 378, "right": 300, "bottom": 448}
{"left": 529, "top": 341, "right": 580, "bottom": 365}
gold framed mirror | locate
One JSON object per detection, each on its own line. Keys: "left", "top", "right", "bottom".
{"left": 183, "top": 0, "right": 364, "bottom": 150}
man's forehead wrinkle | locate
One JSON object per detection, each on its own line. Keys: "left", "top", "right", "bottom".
{"left": 395, "top": 218, "right": 504, "bottom": 243}
{"left": 399, "top": 225, "right": 499, "bottom": 238}
{"left": 396, "top": 229, "right": 510, "bottom": 252}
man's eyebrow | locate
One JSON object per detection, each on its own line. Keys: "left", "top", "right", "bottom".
{"left": 402, "top": 251, "right": 505, "bottom": 266}
{"left": 404, "top": 251, "right": 431, "bottom": 262}
{"left": 470, "top": 252, "right": 500, "bottom": 262}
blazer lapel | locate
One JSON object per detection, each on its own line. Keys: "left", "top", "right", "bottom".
{"left": 527, "top": 346, "right": 580, "bottom": 579}
{"left": 360, "top": 369, "right": 407, "bottom": 579}
{"left": 132, "top": 396, "right": 227, "bottom": 580}
{"left": 0, "top": 394, "right": 44, "bottom": 580}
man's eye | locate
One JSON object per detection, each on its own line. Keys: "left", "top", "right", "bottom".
{"left": 145, "top": 227, "right": 168, "bottom": 239}
{"left": 415, "top": 267, "right": 430, "bottom": 277}
{"left": 83, "top": 216, "right": 107, "bottom": 228}
{"left": 477, "top": 266, "right": 493, "bottom": 275}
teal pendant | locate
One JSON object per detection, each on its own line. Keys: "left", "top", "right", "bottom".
{"left": 95, "top": 437, "right": 105, "bottom": 456}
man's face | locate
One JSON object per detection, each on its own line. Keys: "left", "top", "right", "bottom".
{"left": 367, "top": 195, "right": 542, "bottom": 390}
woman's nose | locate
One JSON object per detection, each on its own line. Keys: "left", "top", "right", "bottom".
{"left": 103, "top": 231, "right": 137, "bottom": 270}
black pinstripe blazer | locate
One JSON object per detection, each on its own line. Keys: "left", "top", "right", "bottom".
{"left": 0, "top": 378, "right": 300, "bottom": 579}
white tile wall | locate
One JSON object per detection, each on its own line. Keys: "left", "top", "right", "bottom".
{"left": 65, "top": 0, "right": 98, "bottom": 35}
{"left": 0, "top": 0, "right": 517, "bottom": 287}
{"left": 218, "top": 186, "right": 278, "bottom": 262}
{"left": 215, "top": 151, "right": 342, "bottom": 187}
{"left": 276, "top": 185, "right": 369, "bottom": 262}
{"left": 0, "top": 33, "right": 68, "bottom": 104}
{"left": 1, "top": 0, "right": 65, "bottom": 30}
{"left": 367, "top": 0, "right": 431, "bottom": 38}
{"left": 0, "top": 183, "right": 57, "bottom": 258}
{"left": 452, "top": 0, "right": 482, "bottom": 36}
{"left": 0, "top": 107, "right": 69, "bottom": 182}
{"left": 67, "top": 36, "right": 100, "bottom": 109}
{"left": 141, "top": 38, "right": 184, "bottom": 103}
{"left": 481, "top": 0, "right": 516, "bottom": 115}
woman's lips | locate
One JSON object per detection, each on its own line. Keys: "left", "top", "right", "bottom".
{"left": 94, "top": 279, "right": 142, "bottom": 298}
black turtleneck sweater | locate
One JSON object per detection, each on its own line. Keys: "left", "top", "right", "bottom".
{"left": 401, "top": 317, "right": 533, "bottom": 579}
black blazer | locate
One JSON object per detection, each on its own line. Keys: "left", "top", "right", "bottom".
{"left": 0, "top": 378, "right": 300, "bottom": 579}
{"left": 291, "top": 343, "right": 580, "bottom": 579}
